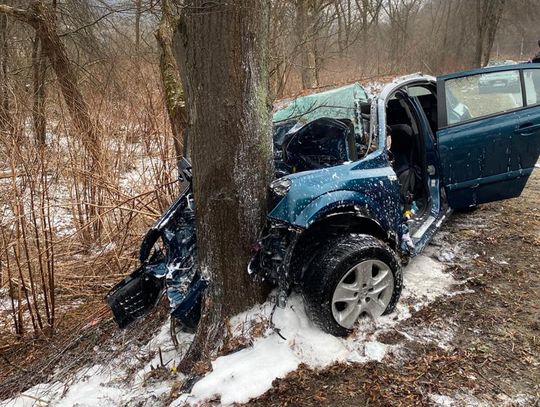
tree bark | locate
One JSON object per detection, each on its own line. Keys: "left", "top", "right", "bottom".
{"left": 0, "top": 2, "right": 101, "bottom": 169}
{"left": 0, "top": 11, "right": 10, "bottom": 134}
{"left": 295, "top": 0, "right": 318, "bottom": 89}
{"left": 156, "top": 0, "right": 187, "bottom": 165}
{"left": 32, "top": 34, "right": 47, "bottom": 146}
{"left": 482, "top": 0, "right": 506, "bottom": 67}
{"left": 474, "top": 0, "right": 506, "bottom": 67}
{"left": 173, "top": 0, "right": 273, "bottom": 372}
{"left": 135, "top": 0, "right": 142, "bottom": 52}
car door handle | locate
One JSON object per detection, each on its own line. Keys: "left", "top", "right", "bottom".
{"left": 515, "top": 122, "right": 540, "bottom": 136}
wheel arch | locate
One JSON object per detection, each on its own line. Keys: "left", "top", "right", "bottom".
{"left": 290, "top": 207, "right": 397, "bottom": 283}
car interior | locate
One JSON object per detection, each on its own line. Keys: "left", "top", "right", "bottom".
{"left": 386, "top": 86, "right": 437, "bottom": 227}
{"left": 274, "top": 118, "right": 357, "bottom": 176}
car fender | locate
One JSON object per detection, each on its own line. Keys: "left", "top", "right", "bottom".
{"left": 293, "top": 189, "right": 398, "bottom": 234}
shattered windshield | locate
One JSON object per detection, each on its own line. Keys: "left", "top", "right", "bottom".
{"left": 271, "top": 84, "right": 373, "bottom": 177}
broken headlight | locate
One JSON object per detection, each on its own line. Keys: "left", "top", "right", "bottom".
{"left": 270, "top": 178, "right": 291, "bottom": 197}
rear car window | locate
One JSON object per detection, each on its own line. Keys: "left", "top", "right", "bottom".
{"left": 523, "top": 68, "right": 540, "bottom": 106}
{"left": 445, "top": 70, "right": 523, "bottom": 125}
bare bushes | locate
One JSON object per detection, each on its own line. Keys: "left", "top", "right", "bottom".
{"left": 0, "top": 61, "right": 178, "bottom": 344}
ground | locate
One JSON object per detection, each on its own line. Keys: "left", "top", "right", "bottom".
{"left": 250, "top": 170, "right": 540, "bottom": 407}
{"left": 1, "top": 171, "right": 539, "bottom": 406}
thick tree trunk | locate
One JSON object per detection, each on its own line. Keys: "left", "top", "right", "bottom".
{"left": 156, "top": 0, "right": 187, "bottom": 165}
{"left": 173, "top": 0, "right": 273, "bottom": 372}
{"left": 482, "top": 0, "right": 506, "bottom": 67}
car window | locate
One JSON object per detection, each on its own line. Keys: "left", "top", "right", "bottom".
{"left": 445, "top": 70, "right": 523, "bottom": 125}
{"left": 408, "top": 86, "right": 432, "bottom": 97}
{"left": 523, "top": 69, "right": 540, "bottom": 106}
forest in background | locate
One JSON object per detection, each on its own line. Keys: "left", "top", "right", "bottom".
{"left": 0, "top": 0, "right": 539, "bottom": 347}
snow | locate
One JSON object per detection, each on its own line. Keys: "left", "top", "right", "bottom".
{"left": 401, "top": 255, "right": 455, "bottom": 305}
{"left": 178, "top": 337, "right": 298, "bottom": 405}
{"left": 363, "top": 341, "right": 388, "bottom": 361}
{"left": 0, "top": 321, "right": 193, "bottom": 407}
{"left": 429, "top": 391, "right": 535, "bottom": 407}
{"left": 1, "top": 253, "right": 465, "bottom": 407}
{"left": 176, "top": 253, "right": 457, "bottom": 406}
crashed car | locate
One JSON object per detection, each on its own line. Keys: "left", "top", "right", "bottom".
{"left": 107, "top": 63, "right": 540, "bottom": 337}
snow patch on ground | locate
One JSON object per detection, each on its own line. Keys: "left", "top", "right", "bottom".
{"left": 176, "top": 254, "right": 458, "bottom": 406}
{"left": 0, "top": 321, "right": 193, "bottom": 407}
{"left": 0, "top": 288, "right": 13, "bottom": 312}
{"left": 429, "top": 391, "right": 535, "bottom": 407}
{"left": 401, "top": 255, "right": 456, "bottom": 306}
{"left": 1, "top": 253, "right": 465, "bottom": 407}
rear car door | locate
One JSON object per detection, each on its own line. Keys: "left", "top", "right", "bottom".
{"left": 436, "top": 64, "right": 540, "bottom": 209}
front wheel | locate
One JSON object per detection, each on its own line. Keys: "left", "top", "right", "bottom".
{"left": 302, "top": 234, "right": 402, "bottom": 337}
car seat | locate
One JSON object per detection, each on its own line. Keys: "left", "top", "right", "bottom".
{"left": 390, "top": 124, "right": 418, "bottom": 210}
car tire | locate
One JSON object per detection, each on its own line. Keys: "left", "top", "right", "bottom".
{"left": 302, "top": 234, "right": 402, "bottom": 337}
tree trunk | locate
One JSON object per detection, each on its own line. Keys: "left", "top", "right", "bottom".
{"left": 474, "top": 0, "right": 506, "bottom": 68}
{"left": 0, "top": 2, "right": 101, "bottom": 169}
{"left": 0, "top": 11, "right": 10, "bottom": 134}
{"left": 295, "top": 0, "right": 318, "bottom": 89}
{"left": 156, "top": 0, "right": 187, "bottom": 165}
{"left": 32, "top": 35, "right": 47, "bottom": 146}
{"left": 482, "top": 0, "right": 506, "bottom": 67}
{"left": 135, "top": 0, "right": 142, "bottom": 52}
{"left": 173, "top": 0, "right": 273, "bottom": 372}
{"left": 474, "top": 0, "right": 486, "bottom": 67}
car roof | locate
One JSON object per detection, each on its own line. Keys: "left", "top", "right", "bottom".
{"left": 272, "top": 83, "right": 368, "bottom": 124}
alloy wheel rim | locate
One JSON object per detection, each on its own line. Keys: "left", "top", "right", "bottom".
{"left": 331, "top": 259, "right": 394, "bottom": 329}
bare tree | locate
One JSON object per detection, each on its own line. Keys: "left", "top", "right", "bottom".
{"left": 383, "top": 0, "right": 421, "bottom": 70}
{"left": 0, "top": 1, "right": 101, "bottom": 167}
{"left": 295, "top": 0, "right": 319, "bottom": 88}
{"left": 32, "top": 34, "right": 47, "bottom": 145}
{"left": 0, "top": 10, "right": 10, "bottom": 134}
{"left": 156, "top": 0, "right": 187, "bottom": 164}
{"left": 135, "top": 0, "right": 142, "bottom": 51}
{"left": 474, "top": 0, "right": 506, "bottom": 67}
{"left": 173, "top": 0, "right": 274, "bottom": 371}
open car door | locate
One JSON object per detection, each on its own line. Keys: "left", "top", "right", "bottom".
{"left": 436, "top": 64, "right": 540, "bottom": 209}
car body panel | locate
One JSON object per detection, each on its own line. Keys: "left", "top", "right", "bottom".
{"left": 436, "top": 63, "right": 540, "bottom": 208}
{"left": 268, "top": 160, "right": 401, "bottom": 230}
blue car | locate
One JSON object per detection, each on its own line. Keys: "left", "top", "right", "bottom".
{"left": 107, "top": 64, "right": 540, "bottom": 336}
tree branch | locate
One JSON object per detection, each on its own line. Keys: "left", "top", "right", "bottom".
{"left": 0, "top": 4, "right": 31, "bottom": 24}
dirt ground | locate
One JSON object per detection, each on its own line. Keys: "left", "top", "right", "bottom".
{"left": 250, "top": 170, "right": 540, "bottom": 407}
